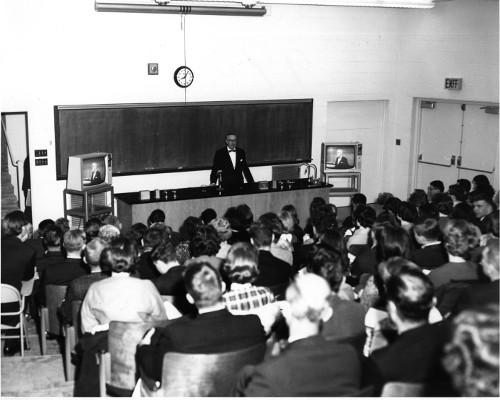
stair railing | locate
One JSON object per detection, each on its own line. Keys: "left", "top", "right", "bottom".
{"left": 1, "top": 117, "right": 22, "bottom": 208}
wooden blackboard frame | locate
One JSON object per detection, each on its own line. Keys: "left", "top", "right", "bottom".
{"left": 54, "top": 99, "right": 313, "bottom": 180}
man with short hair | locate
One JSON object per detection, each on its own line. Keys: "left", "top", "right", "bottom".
{"left": 210, "top": 134, "right": 254, "bottom": 188}
{"left": 233, "top": 273, "right": 361, "bottom": 396}
{"left": 250, "top": 221, "right": 293, "bottom": 288}
{"left": 472, "top": 192, "right": 496, "bottom": 232}
{"left": 36, "top": 225, "right": 65, "bottom": 277}
{"left": 136, "top": 262, "right": 266, "bottom": 385}
{"left": 58, "top": 237, "right": 109, "bottom": 324}
{"left": 364, "top": 267, "right": 455, "bottom": 396}
{"left": 37, "top": 229, "right": 88, "bottom": 306}
{"left": 427, "top": 180, "right": 444, "bottom": 201}
{"left": 136, "top": 226, "right": 169, "bottom": 280}
{"left": 410, "top": 217, "right": 448, "bottom": 271}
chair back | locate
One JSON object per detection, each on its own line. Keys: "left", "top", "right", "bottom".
{"left": 381, "top": 381, "right": 425, "bottom": 397}
{"left": 44, "top": 284, "right": 67, "bottom": 335}
{"left": 71, "top": 300, "right": 82, "bottom": 340}
{"left": 106, "top": 319, "right": 171, "bottom": 395}
{"left": 435, "top": 279, "right": 476, "bottom": 318}
{"left": 268, "top": 281, "right": 289, "bottom": 300}
{"left": 152, "top": 343, "right": 266, "bottom": 397}
{"left": 1, "top": 284, "right": 22, "bottom": 306}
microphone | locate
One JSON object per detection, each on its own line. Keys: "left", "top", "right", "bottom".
{"left": 216, "top": 170, "right": 223, "bottom": 190}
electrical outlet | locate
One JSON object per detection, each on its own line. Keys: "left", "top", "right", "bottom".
{"left": 148, "top": 63, "right": 158, "bottom": 75}
{"left": 34, "top": 149, "right": 48, "bottom": 157}
{"left": 35, "top": 158, "right": 48, "bottom": 166}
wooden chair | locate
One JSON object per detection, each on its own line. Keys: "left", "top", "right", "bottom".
{"left": 63, "top": 300, "right": 82, "bottom": 382}
{"left": 140, "top": 343, "right": 267, "bottom": 397}
{"left": 1, "top": 284, "right": 31, "bottom": 357}
{"left": 98, "top": 319, "right": 171, "bottom": 397}
{"left": 39, "top": 284, "right": 67, "bottom": 355}
{"left": 381, "top": 382, "right": 425, "bottom": 397}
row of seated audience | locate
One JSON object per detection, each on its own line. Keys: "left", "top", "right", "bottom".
{"left": 1, "top": 173, "right": 498, "bottom": 397}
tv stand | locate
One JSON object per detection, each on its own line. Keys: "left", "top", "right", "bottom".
{"left": 64, "top": 186, "right": 114, "bottom": 228}
{"left": 322, "top": 171, "right": 361, "bottom": 196}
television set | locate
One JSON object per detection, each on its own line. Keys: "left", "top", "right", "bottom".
{"left": 321, "top": 142, "right": 362, "bottom": 171}
{"left": 66, "top": 152, "right": 112, "bottom": 191}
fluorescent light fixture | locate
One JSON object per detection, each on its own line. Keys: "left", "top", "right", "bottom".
{"left": 95, "top": 1, "right": 267, "bottom": 16}
{"left": 243, "top": 0, "right": 435, "bottom": 8}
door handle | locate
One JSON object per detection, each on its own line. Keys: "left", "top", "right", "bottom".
{"left": 457, "top": 156, "right": 462, "bottom": 167}
{"left": 450, "top": 155, "right": 455, "bottom": 165}
{"left": 418, "top": 154, "right": 422, "bottom": 161}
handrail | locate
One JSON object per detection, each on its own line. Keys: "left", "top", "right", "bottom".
{"left": 1, "top": 116, "right": 22, "bottom": 208}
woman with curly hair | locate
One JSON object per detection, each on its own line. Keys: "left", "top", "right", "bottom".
{"left": 442, "top": 304, "right": 499, "bottom": 397}
{"left": 428, "top": 219, "right": 480, "bottom": 288}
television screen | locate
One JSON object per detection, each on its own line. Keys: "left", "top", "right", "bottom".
{"left": 82, "top": 157, "right": 106, "bottom": 187}
{"left": 325, "top": 145, "right": 356, "bottom": 169}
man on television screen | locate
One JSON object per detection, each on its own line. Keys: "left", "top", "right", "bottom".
{"left": 333, "top": 149, "right": 349, "bottom": 169}
{"left": 210, "top": 134, "right": 254, "bottom": 188}
{"left": 89, "top": 163, "right": 103, "bottom": 185}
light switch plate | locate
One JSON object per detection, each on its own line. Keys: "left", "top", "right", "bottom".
{"left": 148, "top": 63, "right": 158, "bottom": 75}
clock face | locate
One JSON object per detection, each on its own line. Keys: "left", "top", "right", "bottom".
{"left": 174, "top": 66, "right": 194, "bottom": 88}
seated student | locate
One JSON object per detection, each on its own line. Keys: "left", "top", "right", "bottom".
{"left": 80, "top": 237, "right": 166, "bottom": 334}
{"left": 101, "top": 215, "right": 122, "bottom": 231}
{"left": 35, "top": 225, "right": 65, "bottom": 277}
{"left": 224, "top": 206, "right": 251, "bottom": 245}
{"left": 340, "top": 193, "right": 367, "bottom": 234}
{"left": 151, "top": 241, "right": 194, "bottom": 316}
{"left": 222, "top": 242, "right": 280, "bottom": 334}
{"left": 98, "top": 224, "right": 121, "bottom": 244}
{"left": 136, "top": 225, "right": 170, "bottom": 279}
{"left": 442, "top": 303, "right": 499, "bottom": 397}
{"left": 136, "top": 261, "right": 266, "bottom": 385}
{"left": 210, "top": 217, "right": 233, "bottom": 259}
{"left": 233, "top": 273, "right": 361, "bottom": 396}
{"left": 24, "top": 218, "right": 54, "bottom": 260}
{"left": 410, "top": 217, "right": 448, "bottom": 271}
{"left": 469, "top": 174, "right": 495, "bottom": 200}
{"left": 432, "top": 192, "right": 454, "bottom": 231}
{"left": 259, "top": 212, "right": 293, "bottom": 266}
{"left": 147, "top": 208, "right": 181, "bottom": 247}
{"left": 200, "top": 208, "right": 217, "bottom": 225}
{"left": 472, "top": 192, "right": 497, "bottom": 233}
{"left": 346, "top": 204, "right": 376, "bottom": 252}
{"left": 455, "top": 239, "right": 499, "bottom": 314}
{"left": 448, "top": 183, "right": 467, "bottom": 206}
{"left": 249, "top": 221, "right": 293, "bottom": 288}
{"left": 363, "top": 266, "right": 455, "bottom": 396}
{"left": 83, "top": 217, "right": 102, "bottom": 243}
{"left": 175, "top": 216, "right": 202, "bottom": 264}
{"left": 407, "top": 188, "right": 428, "bottom": 209}
{"left": 281, "top": 204, "right": 305, "bottom": 248}
{"left": 307, "top": 246, "right": 366, "bottom": 348}
{"left": 396, "top": 201, "right": 418, "bottom": 232}
{"left": 184, "top": 224, "right": 224, "bottom": 275}
{"left": 37, "top": 229, "right": 88, "bottom": 307}
{"left": 428, "top": 219, "right": 480, "bottom": 288}
{"left": 58, "top": 237, "right": 109, "bottom": 325}
{"left": 427, "top": 180, "right": 444, "bottom": 202}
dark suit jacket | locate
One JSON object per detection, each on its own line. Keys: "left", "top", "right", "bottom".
{"left": 455, "top": 280, "right": 499, "bottom": 313}
{"left": 136, "top": 252, "right": 161, "bottom": 280}
{"left": 90, "top": 170, "right": 102, "bottom": 185}
{"left": 410, "top": 243, "right": 448, "bottom": 270}
{"left": 152, "top": 266, "right": 195, "bottom": 315}
{"left": 254, "top": 250, "right": 293, "bottom": 288}
{"left": 350, "top": 246, "right": 378, "bottom": 278}
{"left": 1, "top": 236, "right": 36, "bottom": 291}
{"left": 364, "top": 320, "right": 455, "bottom": 396}
{"left": 334, "top": 156, "right": 349, "bottom": 168}
{"left": 137, "top": 308, "right": 266, "bottom": 382}
{"left": 210, "top": 147, "right": 254, "bottom": 188}
{"left": 36, "top": 250, "right": 64, "bottom": 276}
{"left": 37, "top": 258, "right": 88, "bottom": 306}
{"left": 234, "top": 335, "right": 361, "bottom": 396}
{"left": 58, "top": 271, "right": 108, "bottom": 324}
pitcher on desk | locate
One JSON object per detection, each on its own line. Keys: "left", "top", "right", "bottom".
{"left": 210, "top": 134, "right": 254, "bottom": 189}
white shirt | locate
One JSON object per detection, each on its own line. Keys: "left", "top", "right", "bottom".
{"left": 227, "top": 147, "right": 236, "bottom": 169}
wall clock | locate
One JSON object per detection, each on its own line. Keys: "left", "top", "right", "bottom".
{"left": 174, "top": 66, "right": 194, "bottom": 88}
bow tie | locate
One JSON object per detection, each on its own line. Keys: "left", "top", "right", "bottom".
{"left": 228, "top": 149, "right": 236, "bottom": 153}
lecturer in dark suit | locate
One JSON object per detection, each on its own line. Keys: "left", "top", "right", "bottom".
{"left": 333, "top": 148, "right": 349, "bottom": 168}
{"left": 210, "top": 134, "right": 254, "bottom": 188}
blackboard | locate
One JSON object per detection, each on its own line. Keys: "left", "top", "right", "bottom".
{"left": 54, "top": 99, "right": 313, "bottom": 180}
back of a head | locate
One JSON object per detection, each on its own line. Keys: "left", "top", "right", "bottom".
{"left": 386, "top": 266, "right": 434, "bottom": 323}
{"left": 259, "top": 212, "right": 284, "bottom": 243}
{"left": 413, "top": 217, "right": 441, "bottom": 241}
{"left": 308, "top": 246, "right": 345, "bottom": 293}
{"left": 430, "top": 180, "right": 445, "bottom": 193}
{"left": 376, "top": 192, "right": 394, "bottom": 206}
{"left": 442, "top": 303, "right": 499, "bottom": 397}
{"left": 286, "top": 273, "right": 331, "bottom": 323}
{"left": 418, "top": 202, "right": 439, "bottom": 220}
{"left": 209, "top": 217, "right": 233, "bottom": 242}
{"left": 143, "top": 226, "right": 169, "bottom": 249}
{"left": 443, "top": 219, "right": 479, "bottom": 259}
{"left": 310, "top": 203, "right": 338, "bottom": 235}
{"left": 224, "top": 207, "right": 246, "bottom": 231}
{"left": 98, "top": 224, "right": 121, "bottom": 244}
{"left": 55, "top": 217, "right": 70, "bottom": 233}
{"left": 184, "top": 262, "right": 223, "bottom": 308}
{"left": 189, "top": 224, "right": 220, "bottom": 257}
{"left": 378, "top": 256, "right": 421, "bottom": 284}
{"left": 84, "top": 237, "right": 109, "bottom": 267}
{"left": 44, "top": 225, "right": 64, "bottom": 247}
{"left": 375, "top": 224, "right": 412, "bottom": 262}
{"left": 431, "top": 192, "right": 454, "bottom": 216}
{"left": 101, "top": 237, "right": 138, "bottom": 274}
{"left": 126, "top": 222, "right": 148, "bottom": 243}
{"left": 179, "top": 216, "right": 202, "bottom": 241}
{"left": 224, "top": 241, "right": 259, "bottom": 284}
{"left": 84, "top": 217, "right": 102, "bottom": 242}
{"left": 384, "top": 196, "right": 402, "bottom": 215}
{"left": 147, "top": 209, "right": 166, "bottom": 226}
{"left": 408, "top": 189, "right": 428, "bottom": 208}
{"left": 2, "top": 210, "right": 28, "bottom": 237}
{"left": 473, "top": 174, "right": 491, "bottom": 189}
{"left": 309, "top": 196, "right": 327, "bottom": 217}
{"left": 448, "top": 184, "right": 467, "bottom": 203}
{"left": 354, "top": 204, "right": 377, "bottom": 228}
{"left": 352, "top": 193, "right": 367, "bottom": 206}
{"left": 151, "top": 241, "right": 178, "bottom": 265}
{"left": 236, "top": 204, "right": 254, "bottom": 229}
{"left": 63, "top": 229, "right": 86, "bottom": 253}
{"left": 38, "top": 219, "right": 55, "bottom": 237}
{"left": 481, "top": 239, "right": 499, "bottom": 279}
{"left": 102, "top": 215, "right": 121, "bottom": 229}
{"left": 200, "top": 208, "right": 217, "bottom": 225}
{"left": 249, "top": 221, "right": 272, "bottom": 248}
{"left": 457, "top": 178, "right": 471, "bottom": 194}
{"left": 450, "top": 202, "right": 476, "bottom": 223}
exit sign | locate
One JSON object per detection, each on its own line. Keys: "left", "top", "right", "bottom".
{"left": 445, "top": 78, "right": 463, "bottom": 90}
